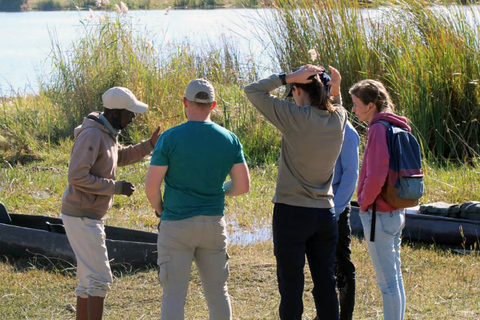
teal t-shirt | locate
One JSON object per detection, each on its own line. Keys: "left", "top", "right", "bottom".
{"left": 150, "top": 121, "right": 245, "bottom": 221}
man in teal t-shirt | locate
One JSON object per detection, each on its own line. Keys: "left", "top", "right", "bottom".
{"left": 145, "top": 78, "right": 250, "bottom": 320}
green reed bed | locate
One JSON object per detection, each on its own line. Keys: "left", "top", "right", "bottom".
{"left": 0, "top": 13, "right": 279, "bottom": 165}
{"left": 3, "top": 1, "right": 480, "bottom": 165}
{"left": 258, "top": 0, "right": 480, "bottom": 161}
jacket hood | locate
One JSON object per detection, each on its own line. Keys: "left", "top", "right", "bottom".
{"left": 369, "top": 112, "right": 411, "bottom": 132}
{"left": 73, "top": 112, "right": 110, "bottom": 138}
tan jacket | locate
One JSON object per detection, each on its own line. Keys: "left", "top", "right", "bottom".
{"left": 61, "top": 112, "right": 153, "bottom": 220}
{"left": 244, "top": 74, "right": 347, "bottom": 209}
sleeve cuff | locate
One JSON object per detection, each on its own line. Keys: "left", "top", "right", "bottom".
{"left": 331, "top": 94, "right": 342, "bottom": 105}
{"left": 114, "top": 181, "right": 123, "bottom": 195}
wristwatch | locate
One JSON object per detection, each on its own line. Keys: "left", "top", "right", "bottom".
{"left": 278, "top": 72, "right": 287, "bottom": 85}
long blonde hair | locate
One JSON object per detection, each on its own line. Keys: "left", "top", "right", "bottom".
{"left": 348, "top": 79, "right": 395, "bottom": 113}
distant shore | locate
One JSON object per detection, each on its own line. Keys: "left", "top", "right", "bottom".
{"left": 2, "top": 0, "right": 262, "bottom": 12}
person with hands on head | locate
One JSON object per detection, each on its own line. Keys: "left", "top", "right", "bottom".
{"left": 292, "top": 67, "right": 360, "bottom": 319}
{"left": 145, "top": 78, "right": 250, "bottom": 320}
{"left": 245, "top": 65, "right": 347, "bottom": 320}
{"left": 61, "top": 86, "right": 160, "bottom": 320}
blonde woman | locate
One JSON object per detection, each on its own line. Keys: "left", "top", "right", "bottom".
{"left": 349, "top": 79, "right": 407, "bottom": 320}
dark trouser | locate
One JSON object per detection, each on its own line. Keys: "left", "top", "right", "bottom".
{"left": 273, "top": 203, "right": 339, "bottom": 320}
{"left": 335, "top": 206, "right": 356, "bottom": 320}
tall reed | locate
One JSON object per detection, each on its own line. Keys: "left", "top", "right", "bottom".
{"left": 2, "top": 1, "right": 479, "bottom": 166}
{"left": 1, "top": 13, "right": 280, "bottom": 165}
{"left": 256, "top": 0, "right": 480, "bottom": 161}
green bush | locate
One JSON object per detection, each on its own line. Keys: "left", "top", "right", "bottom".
{"left": 0, "top": 0, "right": 24, "bottom": 12}
{"left": 123, "top": 0, "right": 151, "bottom": 9}
{"left": 173, "top": 0, "right": 216, "bottom": 7}
{"left": 36, "top": 0, "right": 62, "bottom": 10}
{"left": 69, "top": 0, "right": 96, "bottom": 9}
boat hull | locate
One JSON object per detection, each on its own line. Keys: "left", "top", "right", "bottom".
{"left": 350, "top": 206, "right": 480, "bottom": 246}
{"left": 0, "top": 213, "right": 158, "bottom": 268}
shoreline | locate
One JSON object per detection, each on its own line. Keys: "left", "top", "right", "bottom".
{"left": 3, "top": 0, "right": 262, "bottom": 13}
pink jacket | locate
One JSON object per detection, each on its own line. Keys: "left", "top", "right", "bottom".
{"left": 357, "top": 112, "right": 411, "bottom": 212}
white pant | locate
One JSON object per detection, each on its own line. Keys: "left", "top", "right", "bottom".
{"left": 157, "top": 215, "right": 231, "bottom": 320}
{"left": 62, "top": 214, "right": 113, "bottom": 298}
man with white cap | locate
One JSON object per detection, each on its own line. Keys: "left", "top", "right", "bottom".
{"left": 61, "top": 87, "right": 161, "bottom": 320}
{"left": 145, "top": 79, "right": 250, "bottom": 319}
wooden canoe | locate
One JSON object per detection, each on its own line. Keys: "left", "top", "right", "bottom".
{"left": 0, "top": 203, "right": 157, "bottom": 267}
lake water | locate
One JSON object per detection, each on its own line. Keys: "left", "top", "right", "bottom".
{"left": 1, "top": 5, "right": 479, "bottom": 95}
{"left": 0, "top": 8, "right": 271, "bottom": 94}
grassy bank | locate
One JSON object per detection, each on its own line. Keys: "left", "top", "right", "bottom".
{"left": 1, "top": 239, "right": 479, "bottom": 319}
{"left": 0, "top": 148, "right": 479, "bottom": 317}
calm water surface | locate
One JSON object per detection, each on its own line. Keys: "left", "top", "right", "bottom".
{"left": 0, "top": 9, "right": 270, "bottom": 94}
{"left": 1, "top": 6, "right": 478, "bottom": 94}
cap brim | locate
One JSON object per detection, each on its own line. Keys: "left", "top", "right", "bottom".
{"left": 128, "top": 101, "right": 148, "bottom": 114}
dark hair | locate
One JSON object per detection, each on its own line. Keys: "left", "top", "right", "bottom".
{"left": 295, "top": 75, "right": 335, "bottom": 112}
{"left": 348, "top": 79, "right": 394, "bottom": 112}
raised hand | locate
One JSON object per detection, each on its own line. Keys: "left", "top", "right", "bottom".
{"left": 327, "top": 66, "right": 342, "bottom": 96}
{"left": 149, "top": 125, "right": 162, "bottom": 147}
{"left": 121, "top": 181, "right": 135, "bottom": 197}
{"left": 286, "top": 64, "right": 326, "bottom": 84}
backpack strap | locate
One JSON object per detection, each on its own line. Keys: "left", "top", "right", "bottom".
{"left": 370, "top": 200, "right": 376, "bottom": 242}
{"left": 372, "top": 119, "right": 391, "bottom": 128}
{"left": 368, "top": 120, "right": 390, "bottom": 243}
{"left": 370, "top": 120, "right": 392, "bottom": 242}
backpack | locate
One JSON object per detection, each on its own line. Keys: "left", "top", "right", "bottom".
{"left": 374, "top": 120, "right": 424, "bottom": 208}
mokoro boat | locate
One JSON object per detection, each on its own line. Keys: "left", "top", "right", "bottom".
{"left": 0, "top": 203, "right": 157, "bottom": 267}
{"left": 350, "top": 203, "right": 480, "bottom": 246}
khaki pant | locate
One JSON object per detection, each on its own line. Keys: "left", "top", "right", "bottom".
{"left": 157, "top": 215, "right": 231, "bottom": 320}
{"left": 62, "top": 214, "right": 113, "bottom": 298}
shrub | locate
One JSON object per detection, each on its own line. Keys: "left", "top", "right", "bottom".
{"left": 0, "top": 0, "right": 24, "bottom": 12}
{"left": 36, "top": 0, "right": 62, "bottom": 10}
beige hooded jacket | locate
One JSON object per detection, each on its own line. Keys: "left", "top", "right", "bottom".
{"left": 61, "top": 112, "right": 153, "bottom": 220}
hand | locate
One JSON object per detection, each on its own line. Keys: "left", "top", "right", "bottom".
{"left": 327, "top": 66, "right": 341, "bottom": 96}
{"left": 286, "top": 64, "right": 326, "bottom": 84}
{"left": 149, "top": 125, "right": 162, "bottom": 147}
{"left": 121, "top": 181, "right": 135, "bottom": 197}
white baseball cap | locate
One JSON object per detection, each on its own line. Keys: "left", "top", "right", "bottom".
{"left": 102, "top": 87, "right": 148, "bottom": 114}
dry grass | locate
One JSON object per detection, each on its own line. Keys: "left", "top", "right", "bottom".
{"left": 1, "top": 240, "right": 479, "bottom": 319}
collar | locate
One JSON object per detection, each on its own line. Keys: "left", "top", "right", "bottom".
{"left": 99, "top": 113, "right": 120, "bottom": 137}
